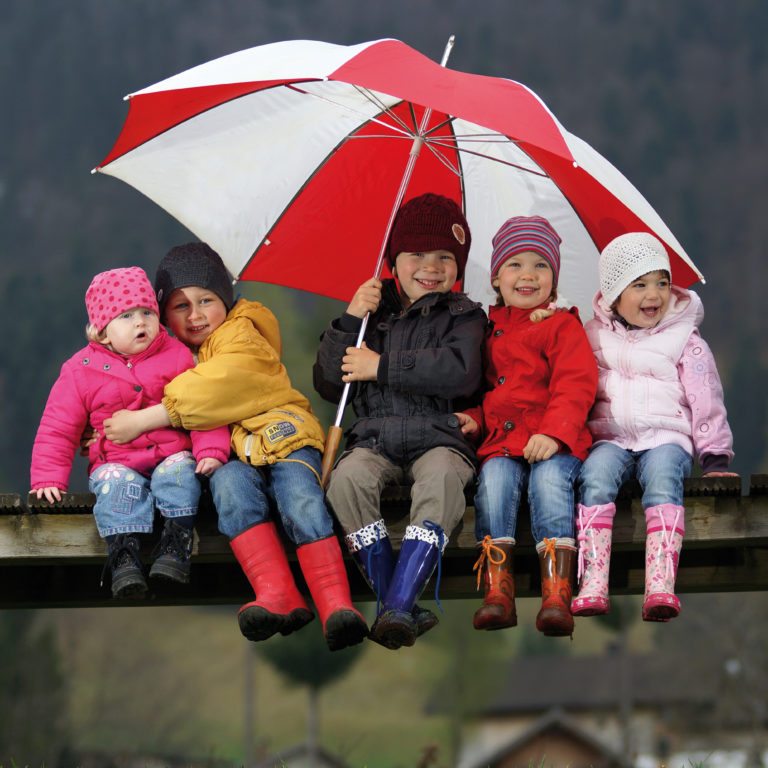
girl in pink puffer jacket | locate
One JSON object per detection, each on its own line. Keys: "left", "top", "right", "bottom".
{"left": 573, "top": 233, "right": 735, "bottom": 623}
{"left": 30, "top": 267, "right": 230, "bottom": 599}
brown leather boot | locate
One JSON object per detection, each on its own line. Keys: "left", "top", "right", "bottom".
{"left": 472, "top": 537, "right": 517, "bottom": 630}
{"left": 535, "top": 538, "right": 576, "bottom": 637}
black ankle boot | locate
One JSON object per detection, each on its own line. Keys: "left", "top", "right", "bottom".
{"left": 103, "top": 534, "right": 147, "bottom": 599}
{"left": 149, "top": 519, "right": 194, "bottom": 583}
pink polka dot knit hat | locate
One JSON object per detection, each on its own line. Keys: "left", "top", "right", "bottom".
{"left": 85, "top": 266, "right": 160, "bottom": 332}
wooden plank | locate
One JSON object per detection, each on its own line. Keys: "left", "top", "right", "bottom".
{"left": 0, "top": 478, "right": 765, "bottom": 607}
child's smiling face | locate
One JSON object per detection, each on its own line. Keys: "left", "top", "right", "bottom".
{"left": 164, "top": 286, "right": 228, "bottom": 348}
{"left": 393, "top": 249, "right": 458, "bottom": 307}
{"left": 614, "top": 270, "right": 671, "bottom": 328}
{"left": 492, "top": 250, "right": 554, "bottom": 309}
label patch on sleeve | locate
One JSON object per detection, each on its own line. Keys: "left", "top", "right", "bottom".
{"left": 265, "top": 421, "right": 298, "bottom": 444}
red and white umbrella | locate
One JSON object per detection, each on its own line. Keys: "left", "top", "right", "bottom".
{"left": 94, "top": 37, "right": 703, "bottom": 319}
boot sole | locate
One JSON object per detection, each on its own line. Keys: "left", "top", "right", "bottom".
{"left": 571, "top": 597, "right": 610, "bottom": 617}
{"left": 370, "top": 611, "right": 417, "bottom": 650}
{"left": 149, "top": 560, "right": 191, "bottom": 584}
{"left": 112, "top": 577, "right": 147, "bottom": 600}
{"left": 413, "top": 606, "right": 439, "bottom": 637}
{"left": 642, "top": 594, "right": 680, "bottom": 622}
{"left": 324, "top": 610, "right": 369, "bottom": 652}
{"left": 238, "top": 605, "right": 286, "bottom": 642}
{"left": 279, "top": 608, "right": 315, "bottom": 636}
{"left": 536, "top": 610, "right": 574, "bottom": 637}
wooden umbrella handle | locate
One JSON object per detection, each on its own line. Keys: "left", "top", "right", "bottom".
{"left": 320, "top": 425, "right": 344, "bottom": 490}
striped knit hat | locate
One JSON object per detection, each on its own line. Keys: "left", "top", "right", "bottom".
{"left": 490, "top": 215, "right": 562, "bottom": 287}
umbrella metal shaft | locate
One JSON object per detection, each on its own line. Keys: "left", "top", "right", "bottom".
{"left": 332, "top": 35, "right": 457, "bottom": 428}
{"left": 321, "top": 37, "right": 456, "bottom": 488}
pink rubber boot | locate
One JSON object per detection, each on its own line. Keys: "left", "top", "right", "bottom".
{"left": 642, "top": 504, "right": 685, "bottom": 622}
{"left": 571, "top": 503, "right": 616, "bottom": 616}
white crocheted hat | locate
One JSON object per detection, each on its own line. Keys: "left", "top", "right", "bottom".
{"left": 599, "top": 232, "right": 671, "bottom": 306}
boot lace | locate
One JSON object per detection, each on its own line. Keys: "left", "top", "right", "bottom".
{"left": 472, "top": 535, "right": 507, "bottom": 591}
{"left": 576, "top": 506, "right": 603, "bottom": 581}
{"left": 424, "top": 520, "right": 445, "bottom": 612}
{"left": 357, "top": 528, "right": 387, "bottom": 615}
{"left": 652, "top": 506, "right": 681, "bottom": 579}
{"left": 151, "top": 522, "right": 192, "bottom": 562}
{"left": 100, "top": 535, "right": 141, "bottom": 587}
{"left": 542, "top": 537, "right": 557, "bottom": 565}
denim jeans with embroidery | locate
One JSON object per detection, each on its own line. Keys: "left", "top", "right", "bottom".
{"left": 89, "top": 450, "right": 201, "bottom": 537}
{"left": 474, "top": 454, "right": 582, "bottom": 542}
{"left": 208, "top": 447, "right": 334, "bottom": 544}
{"left": 578, "top": 442, "right": 693, "bottom": 508}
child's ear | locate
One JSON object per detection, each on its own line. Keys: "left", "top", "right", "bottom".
{"left": 491, "top": 277, "right": 500, "bottom": 288}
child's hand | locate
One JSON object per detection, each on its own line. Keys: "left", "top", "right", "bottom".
{"left": 104, "top": 404, "right": 171, "bottom": 444}
{"left": 523, "top": 434, "right": 560, "bottom": 463}
{"left": 455, "top": 412, "right": 479, "bottom": 436}
{"left": 341, "top": 342, "right": 380, "bottom": 382}
{"left": 32, "top": 487, "right": 63, "bottom": 504}
{"left": 196, "top": 457, "right": 223, "bottom": 477}
{"left": 347, "top": 278, "right": 382, "bottom": 319}
{"left": 104, "top": 409, "right": 146, "bottom": 444}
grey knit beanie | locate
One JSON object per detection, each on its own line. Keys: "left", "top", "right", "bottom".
{"left": 155, "top": 242, "right": 235, "bottom": 317}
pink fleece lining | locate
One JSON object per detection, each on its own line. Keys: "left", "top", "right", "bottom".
{"left": 645, "top": 504, "right": 685, "bottom": 536}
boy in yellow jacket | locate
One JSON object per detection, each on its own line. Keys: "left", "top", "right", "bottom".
{"left": 103, "top": 243, "right": 367, "bottom": 651}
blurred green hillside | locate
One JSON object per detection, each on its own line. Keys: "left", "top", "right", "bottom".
{"left": 1, "top": 0, "right": 766, "bottom": 493}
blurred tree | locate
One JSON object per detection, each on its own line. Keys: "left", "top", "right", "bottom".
{"left": 0, "top": 611, "right": 70, "bottom": 766}
{"left": 258, "top": 623, "right": 365, "bottom": 766}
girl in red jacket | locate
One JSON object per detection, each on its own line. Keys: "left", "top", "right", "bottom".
{"left": 458, "top": 216, "right": 597, "bottom": 637}
{"left": 30, "top": 267, "right": 230, "bottom": 598}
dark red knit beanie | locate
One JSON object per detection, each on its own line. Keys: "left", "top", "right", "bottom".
{"left": 387, "top": 193, "right": 471, "bottom": 278}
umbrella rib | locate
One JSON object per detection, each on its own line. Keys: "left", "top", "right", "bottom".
{"left": 427, "top": 138, "right": 549, "bottom": 178}
{"left": 346, "top": 134, "right": 422, "bottom": 141}
{"left": 423, "top": 141, "right": 462, "bottom": 178}
{"left": 285, "top": 83, "right": 415, "bottom": 139}
{"left": 423, "top": 116, "right": 455, "bottom": 137}
{"left": 351, "top": 86, "right": 415, "bottom": 135}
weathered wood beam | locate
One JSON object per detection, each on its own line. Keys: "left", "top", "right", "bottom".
{"left": 0, "top": 476, "right": 765, "bottom": 608}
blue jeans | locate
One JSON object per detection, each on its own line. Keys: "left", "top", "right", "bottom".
{"left": 578, "top": 442, "right": 693, "bottom": 508}
{"left": 90, "top": 451, "right": 200, "bottom": 537}
{"left": 208, "top": 448, "right": 334, "bottom": 544}
{"left": 474, "top": 454, "right": 581, "bottom": 542}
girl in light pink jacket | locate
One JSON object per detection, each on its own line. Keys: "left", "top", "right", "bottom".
{"left": 573, "top": 233, "right": 734, "bottom": 622}
{"left": 30, "top": 267, "right": 230, "bottom": 599}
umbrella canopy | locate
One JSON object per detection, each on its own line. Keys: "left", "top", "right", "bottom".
{"left": 95, "top": 38, "right": 702, "bottom": 315}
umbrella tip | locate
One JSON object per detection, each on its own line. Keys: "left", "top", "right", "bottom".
{"left": 573, "top": 161, "right": 579, "bottom": 169}
{"left": 90, "top": 167, "right": 99, "bottom": 175}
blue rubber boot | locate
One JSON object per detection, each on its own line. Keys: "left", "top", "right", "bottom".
{"left": 347, "top": 523, "right": 439, "bottom": 641}
{"left": 369, "top": 526, "right": 442, "bottom": 650}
